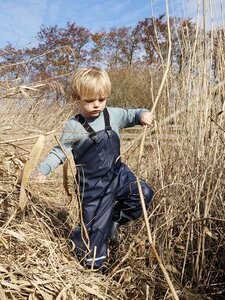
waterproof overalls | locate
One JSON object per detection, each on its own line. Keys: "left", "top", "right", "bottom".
{"left": 71, "top": 108, "right": 154, "bottom": 268}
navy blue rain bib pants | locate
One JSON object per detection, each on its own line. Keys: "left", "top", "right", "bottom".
{"left": 72, "top": 108, "right": 154, "bottom": 268}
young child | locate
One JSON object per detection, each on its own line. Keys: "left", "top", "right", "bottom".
{"left": 34, "top": 66, "right": 154, "bottom": 270}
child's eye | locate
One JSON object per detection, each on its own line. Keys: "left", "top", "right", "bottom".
{"left": 85, "top": 99, "right": 95, "bottom": 103}
{"left": 84, "top": 98, "right": 106, "bottom": 103}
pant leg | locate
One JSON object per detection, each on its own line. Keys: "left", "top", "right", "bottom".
{"left": 113, "top": 163, "right": 154, "bottom": 225}
{"left": 72, "top": 182, "right": 115, "bottom": 269}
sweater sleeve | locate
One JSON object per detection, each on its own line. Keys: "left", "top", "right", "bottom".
{"left": 108, "top": 107, "right": 148, "bottom": 129}
{"left": 36, "top": 118, "right": 87, "bottom": 175}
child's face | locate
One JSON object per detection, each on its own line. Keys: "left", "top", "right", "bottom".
{"left": 77, "top": 97, "right": 107, "bottom": 118}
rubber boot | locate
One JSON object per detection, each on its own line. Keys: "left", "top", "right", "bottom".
{"left": 109, "top": 221, "right": 120, "bottom": 243}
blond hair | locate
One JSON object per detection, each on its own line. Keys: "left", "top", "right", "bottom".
{"left": 71, "top": 66, "right": 111, "bottom": 101}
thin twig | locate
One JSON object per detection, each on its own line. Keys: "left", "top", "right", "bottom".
{"left": 0, "top": 130, "right": 56, "bottom": 144}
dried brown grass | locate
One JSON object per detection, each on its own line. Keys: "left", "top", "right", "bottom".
{"left": 1, "top": 77, "right": 224, "bottom": 299}
{"left": 0, "top": 3, "right": 225, "bottom": 299}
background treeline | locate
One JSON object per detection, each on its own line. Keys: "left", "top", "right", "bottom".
{"left": 0, "top": 15, "right": 224, "bottom": 84}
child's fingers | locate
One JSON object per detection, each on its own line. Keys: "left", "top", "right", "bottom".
{"left": 31, "top": 173, "right": 47, "bottom": 182}
{"left": 141, "top": 112, "right": 154, "bottom": 125}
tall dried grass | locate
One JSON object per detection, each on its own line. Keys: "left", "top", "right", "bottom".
{"left": 0, "top": 1, "right": 225, "bottom": 299}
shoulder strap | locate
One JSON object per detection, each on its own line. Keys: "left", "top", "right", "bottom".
{"left": 75, "top": 108, "right": 112, "bottom": 139}
{"left": 76, "top": 114, "right": 96, "bottom": 139}
{"left": 103, "top": 108, "right": 112, "bottom": 136}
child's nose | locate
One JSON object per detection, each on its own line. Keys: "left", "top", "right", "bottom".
{"left": 93, "top": 100, "right": 100, "bottom": 107}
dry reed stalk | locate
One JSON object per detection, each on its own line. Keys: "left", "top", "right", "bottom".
{"left": 108, "top": 243, "right": 133, "bottom": 276}
{"left": 137, "top": 125, "right": 147, "bottom": 175}
{"left": 79, "top": 284, "right": 106, "bottom": 300}
{"left": 0, "top": 208, "right": 18, "bottom": 238}
{"left": 62, "top": 160, "right": 72, "bottom": 198}
{"left": 55, "top": 284, "right": 72, "bottom": 300}
{"left": 91, "top": 246, "right": 97, "bottom": 271}
{"left": 0, "top": 72, "right": 72, "bottom": 99}
{"left": 19, "top": 134, "right": 45, "bottom": 210}
{"left": 0, "top": 130, "right": 55, "bottom": 144}
{"left": 181, "top": 220, "right": 192, "bottom": 284}
{"left": 133, "top": 2, "right": 179, "bottom": 298}
{"left": 153, "top": 120, "right": 164, "bottom": 188}
{"left": 54, "top": 135, "right": 90, "bottom": 251}
{"left": 135, "top": 133, "right": 179, "bottom": 300}
{"left": 209, "top": 116, "right": 225, "bottom": 133}
{"left": 146, "top": 284, "right": 150, "bottom": 300}
{"left": 0, "top": 285, "right": 7, "bottom": 300}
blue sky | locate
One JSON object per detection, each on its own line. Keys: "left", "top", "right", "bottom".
{"left": 0, "top": 0, "right": 224, "bottom": 49}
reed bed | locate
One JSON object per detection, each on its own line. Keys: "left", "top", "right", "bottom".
{"left": 0, "top": 2, "right": 225, "bottom": 299}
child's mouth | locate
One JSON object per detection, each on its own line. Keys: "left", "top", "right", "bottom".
{"left": 92, "top": 110, "right": 100, "bottom": 114}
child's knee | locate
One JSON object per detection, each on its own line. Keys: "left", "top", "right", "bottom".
{"left": 140, "top": 181, "right": 154, "bottom": 205}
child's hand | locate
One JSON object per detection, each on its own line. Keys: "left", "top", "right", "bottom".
{"left": 32, "top": 172, "right": 47, "bottom": 182}
{"left": 140, "top": 111, "right": 154, "bottom": 126}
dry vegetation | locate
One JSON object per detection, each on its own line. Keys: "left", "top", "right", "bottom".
{"left": 1, "top": 4, "right": 225, "bottom": 300}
